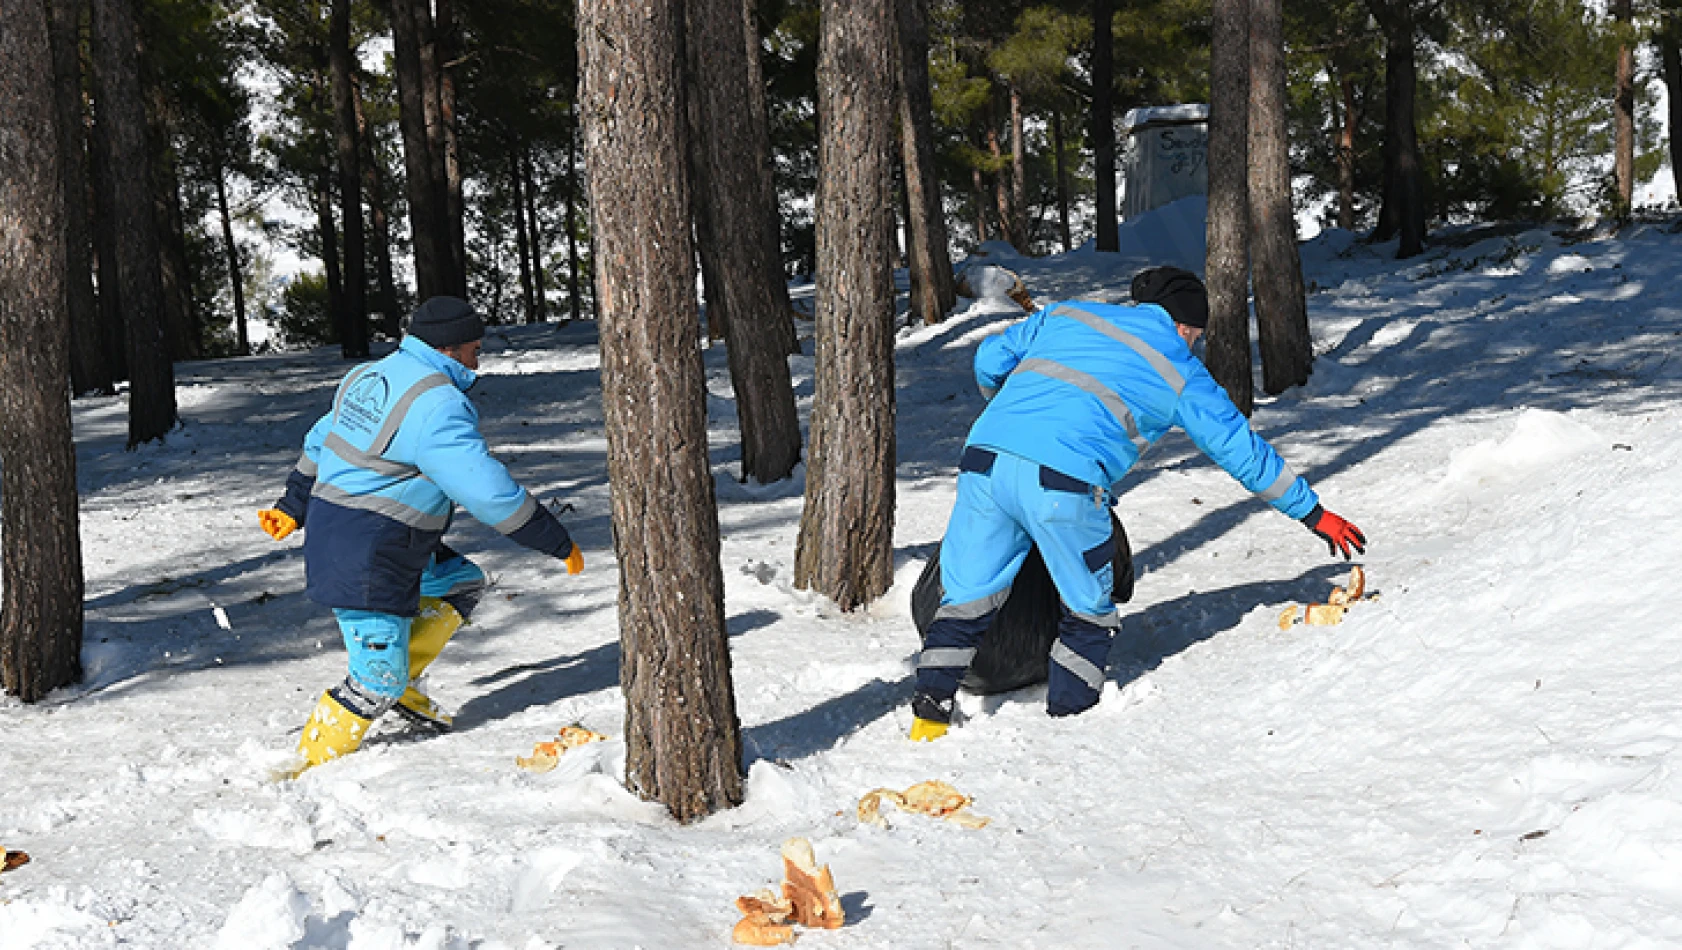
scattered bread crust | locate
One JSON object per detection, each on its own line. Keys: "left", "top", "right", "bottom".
{"left": 1281, "top": 567, "right": 1372, "bottom": 628}
{"left": 857, "top": 780, "right": 991, "bottom": 829}
{"left": 516, "top": 724, "right": 609, "bottom": 773}
{"left": 2, "top": 849, "right": 28, "bottom": 874}
{"left": 781, "top": 838, "right": 845, "bottom": 930}
{"left": 732, "top": 889, "right": 796, "bottom": 946}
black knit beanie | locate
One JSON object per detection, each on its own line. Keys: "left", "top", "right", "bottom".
{"left": 1130, "top": 266, "right": 1209, "bottom": 329}
{"left": 406, "top": 296, "right": 485, "bottom": 348}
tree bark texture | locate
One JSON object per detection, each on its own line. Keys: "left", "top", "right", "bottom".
{"left": 1206, "top": 0, "right": 1254, "bottom": 415}
{"left": 742, "top": 0, "right": 801, "bottom": 355}
{"left": 896, "top": 0, "right": 956, "bottom": 323}
{"left": 91, "top": 0, "right": 175, "bottom": 445}
{"left": 1663, "top": 3, "right": 1682, "bottom": 206}
{"left": 390, "top": 0, "right": 448, "bottom": 300}
{"left": 0, "top": 0, "right": 85, "bottom": 701}
{"left": 316, "top": 162, "right": 345, "bottom": 339}
{"left": 436, "top": 0, "right": 466, "bottom": 293}
{"left": 88, "top": 95, "right": 128, "bottom": 382}
{"left": 49, "top": 0, "right": 112, "bottom": 395}
{"left": 522, "top": 150, "right": 548, "bottom": 322}
{"left": 1247, "top": 0, "right": 1311, "bottom": 396}
{"left": 1613, "top": 0, "right": 1635, "bottom": 214}
{"left": 356, "top": 88, "right": 402, "bottom": 336}
{"left": 1052, "top": 106, "right": 1072, "bottom": 251}
{"left": 566, "top": 114, "right": 582, "bottom": 321}
{"left": 687, "top": 0, "right": 803, "bottom": 483}
{"left": 511, "top": 147, "right": 536, "bottom": 322}
{"left": 144, "top": 78, "right": 197, "bottom": 361}
{"left": 1366, "top": 0, "right": 1425, "bottom": 258}
{"left": 1336, "top": 70, "right": 1358, "bottom": 231}
{"left": 1091, "top": 0, "right": 1119, "bottom": 251}
{"left": 330, "top": 0, "right": 369, "bottom": 357}
{"left": 213, "top": 163, "right": 248, "bottom": 355}
{"left": 578, "top": 0, "right": 743, "bottom": 824}
{"left": 1009, "top": 82, "right": 1027, "bottom": 249}
{"left": 794, "top": 0, "right": 899, "bottom": 610}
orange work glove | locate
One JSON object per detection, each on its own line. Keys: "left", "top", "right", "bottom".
{"left": 563, "top": 543, "right": 584, "bottom": 575}
{"left": 259, "top": 508, "right": 298, "bottom": 541}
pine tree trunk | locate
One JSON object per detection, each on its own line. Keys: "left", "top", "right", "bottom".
{"left": 1248, "top": 0, "right": 1311, "bottom": 396}
{"left": 742, "top": 0, "right": 801, "bottom": 355}
{"left": 1366, "top": 0, "right": 1424, "bottom": 258}
{"left": 145, "top": 79, "right": 197, "bottom": 361}
{"left": 1613, "top": 0, "right": 1635, "bottom": 215}
{"left": 316, "top": 163, "right": 345, "bottom": 342}
{"left": 213, "top": 161, "right": 248, "bottom": 356}
{"left": 1052, "top": 106, "right": 1072, "bottom": 251}
{"left": 88, "top": 107, "right": 129, "bottom": 383}
{"left": 1009, "top": 82, "right": 1027, "bottom": 249}
{"left": 390, "top": 0, "right": 446, "bottom": 299}
{"left": 436, "top": 0, "right": 466, "bottom": 295}
{"left": 1663, "top": 4, "right": 1682, "bottom": 205}
{"left": 1336, "top": 70, "right": 1357, "bottom": 231}
{"left": 1091, "top": 0, "right": 1119, "bottom": 251}
{"left": 687, "top": 0, "right": 803, "bottom": 483}
{"left": 356, "top": 88, "right": 402, "bottom": 336}
{"left": 579, "top": 0, "right": 742, "bottom": 824}
{"left": 331, "top": 0, "right": 369, "bottom": 357}
{"left": 0, "top": 0, "right": 85, "bottom": 702}
{"left": 49, "top": 0, "right": 112, "bottom": 395}
{"left": 511, "top": 148, "right": 536, "bottom": 323}
{"left": 896, "top": 0, "right": 957, "bottom": 322}
{"left": 523, "top": 151, "right": 548, "bottom": 322}
{"left": 1206, "top": 0, "right": 1254, "bottom": 415}
{"left": 566, "top": 113, "right": 582, "bottom": 322}
{"left": 91, "top": 0, "right": 175, "bottom": 445}
{"left": 795, "top": 0, "right": 898, "bottom": 610}
{"left": 972, "top": 166, "right": 989, "bottom": 242}
{"left": 988, "top": 117, "right": 1015, "bottom": 249}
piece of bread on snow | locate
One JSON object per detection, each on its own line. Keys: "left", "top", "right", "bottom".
{"left": 732, "top": 914, "right": 795, "bottom": 946}
{"left": 1345, "top": 565, "right": 1366, "bottom": 601}
{"left": 1303, "top": 603, "right": 1346, "bottom": 625}
{"left": 900, "top": 780, "right": 970, "bottom": 818}
{"left": 1278, "top": 605, "right": 1301, "bottom": 630}
{"left": 781, "top": 837, "right": 844, "bottom": 930}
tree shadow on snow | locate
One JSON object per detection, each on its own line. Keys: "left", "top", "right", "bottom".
{"left": 450, "top": 639, "right": 620, "bottom": 732}
{"left": 742, "top": 675, "right": 912, "bottom": 765}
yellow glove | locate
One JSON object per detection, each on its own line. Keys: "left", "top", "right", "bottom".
{"left": 563, "top": 543, "right": 584, "bottom": 575}
{"left": 910, "top": 718, "right": 949, "bottom": 742}
{"left": 259, "top": 508, "right": 298, "bottom": 541}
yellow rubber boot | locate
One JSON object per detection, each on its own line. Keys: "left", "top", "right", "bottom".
{"left": 910, "top": 718, "right": 949, "bottom": 742}
{"left": 396, "top": 597, "right": 463, "bottom": 729}
{"left": 293, "top": 690, "right": 373, "bottom": 775}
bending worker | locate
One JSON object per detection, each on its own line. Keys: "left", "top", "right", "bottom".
{"left": 912, "top": 267, "right": 1366, "bottom": 740}
{"left": 259, "top": 296, "right": 583, "bottom": 773}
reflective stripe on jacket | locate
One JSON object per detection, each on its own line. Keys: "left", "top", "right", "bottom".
{"left": 297, "top": 336, "right": 571, "bottom": 614}
{"left": 964, "top": 300, "right": 1318, "bottom": 520}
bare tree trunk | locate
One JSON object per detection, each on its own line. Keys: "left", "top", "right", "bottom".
{"left": 1613, "top": 0, "right": 1635, "bottom": 216}
{"left": 687, "top": 0, "right": 803, "bottom": 482}
{"left": 1092, "top": 0, "right": 1119, "bottom": 251}
{"left": 897, "top": 0, "right": 957, "bottom": 324}
{"left": 437, "top": 0, "right": 465, "bottom": 295}
{"left": 316, "top": 163, "right": 345, "bottom": 342}
{"left": 355, "top": 87, "right": 401, "bottom": 335}
{"left": 988, "top": 117, "right": 1016, "bottom": 249}
{"left": 1663, "top": 3, "right": 1682, "bottom": 205}
{"left": 1366, "top": 0, "right": 1425, "bottom": 258}
{"left": 1206, "top": 0, "right": 1254, "bottom": 415}
{"left": 578, "top": 0, "right": 743, "bottom": 825}
{"left": 0, "top": 0, "right": 85, "bottom": 701}
{"left": 523, "top": 150, "right": 549, "bottom": 322}
{"left": 1009, "top": 81, "right": 1027, "bottom": 249}
{"left": 971, "top": 166, "right": 989, "bottom": 243}
{"left": 88, "top": 104, "right": 129, "bottom": 383}
{"left": 330, "top": 0, "right": 369, "bottom": 357}
{"left": 1052, "top": 105, "right": 1072, "bottom": 251}
{"left": 1336, "top": 69, "right": 1358, "bottom": 230}
{"left": 567, "top": 112, "right": 582, "bottom": 322}
{"left": 49, "top": 0, "right": 112, "bottom": 395}
{"left": 1248, "top": 0, "right": 1311, "bottom": 395}
{"left": 743, "top": 0, "right": 800, "bottom": 355}
{"left": 91, "top": 0, "right": 175, "bottom": 445}
{"left": 795, "top": 0, "right": 898, "bottom": 610}
{"left": 213, "top": 160, "right": 248, "bottom": 355}
{"left": 390, "top": 0, "right": 447, "bottom": 299}
{"left": 511, "top": 147, "right": 536, "bottom": 322}
{"left": 144, "top": 79, "right": 197, "bottom": 362}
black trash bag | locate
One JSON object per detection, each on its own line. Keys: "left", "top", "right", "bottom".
{"left": 911, "top": 511, "right": 1133, "bottom": 695}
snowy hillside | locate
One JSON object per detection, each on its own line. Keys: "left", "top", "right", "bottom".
{"left": 4, "top": 217, "right": 1682, "bottom": 949}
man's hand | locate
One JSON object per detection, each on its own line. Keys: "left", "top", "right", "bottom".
{"left": 1302, "top": 505, "right": 1365, "bottom": 560}
{"left": 563, "top": 543, "right": 584, "bottom": 575}
{"left": 259, "top": 508, "right": 298, "bottom": 541}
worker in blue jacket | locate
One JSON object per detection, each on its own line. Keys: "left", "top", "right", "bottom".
{"left": 911, "top": 267, "right": 1365, "bottom": 740}
{"left": 258, "top": 296, "right": 583, "bottom": 773}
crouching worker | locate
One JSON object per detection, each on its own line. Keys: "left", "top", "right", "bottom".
{"left": 258, "top": 296, "right": 584, "bottom": 775}
{"left": 911, "top": 267, "right": 1366, "bottom": 740}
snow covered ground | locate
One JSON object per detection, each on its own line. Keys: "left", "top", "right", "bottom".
{"left": 5, "top": 215, "right": 1682, "bottom": 949}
